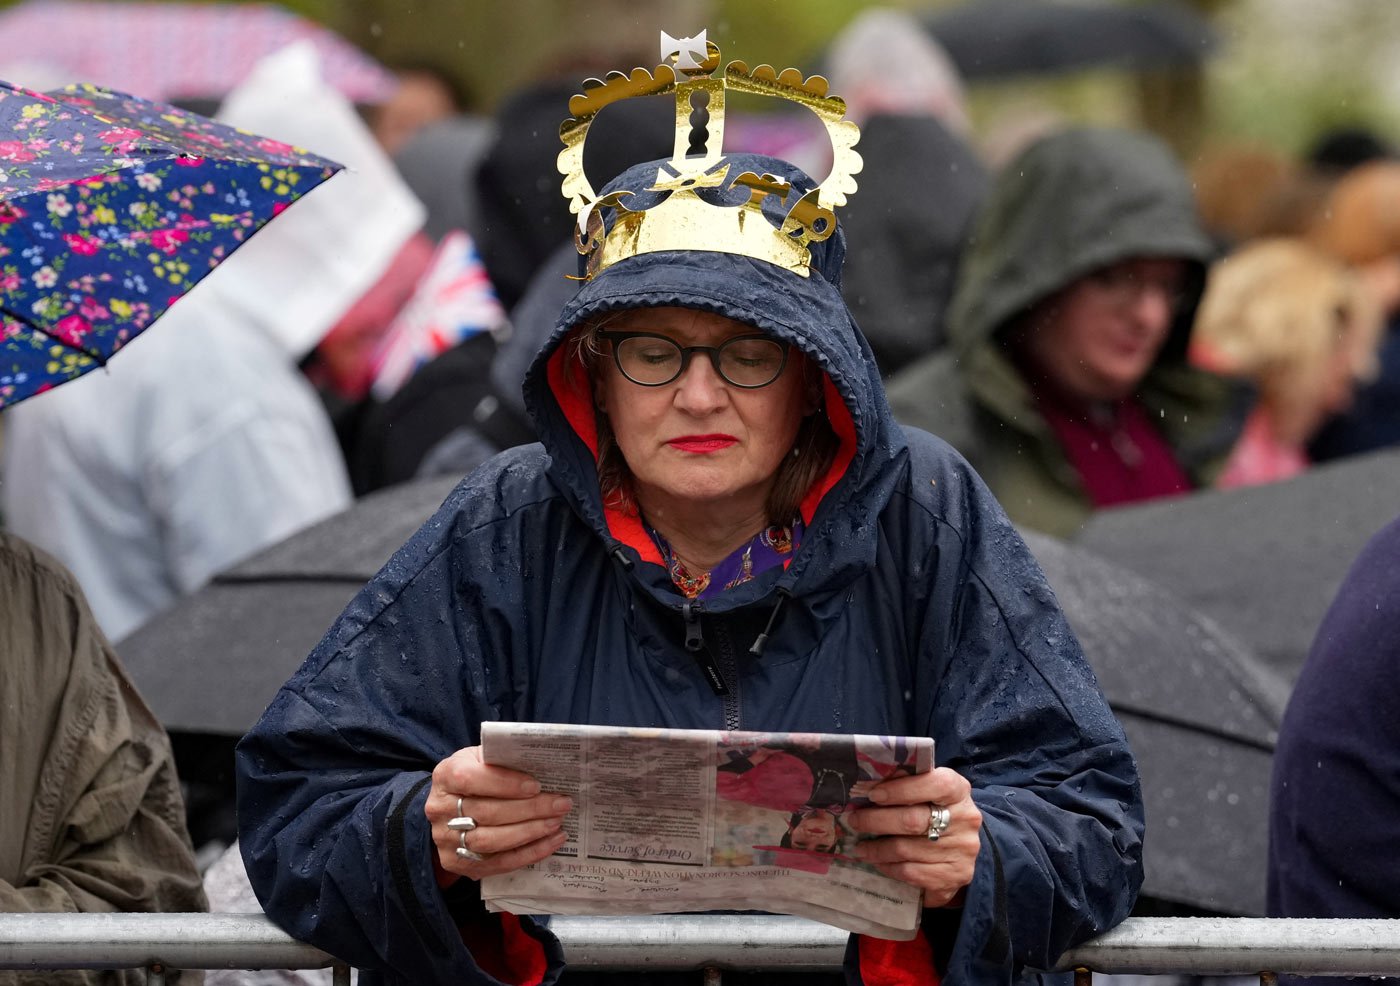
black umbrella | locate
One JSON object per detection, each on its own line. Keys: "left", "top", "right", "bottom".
{"left": 1076, "top": 448, "right": 1400, "bottom": 686}
{"left": 922, "top": 0, "right": 1220, "bottom": 80}
{"left": 118, "top": 475, "right": 460, "bottom": 737}
{"left": 117, "top": 476, "right": 460, "bottom": 846}
{"left": 1022, "top": 530, "right": 1286, "bottom": 916}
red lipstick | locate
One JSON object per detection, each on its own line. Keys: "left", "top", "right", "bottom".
{"left": 667, "top": 434, "right": 738, "bottom": 453}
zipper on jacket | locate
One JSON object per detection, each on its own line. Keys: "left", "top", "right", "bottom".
{"left": 711, "top": 617, "right": 742, "bottom": 731}
{"left": 683, "top": 601, "right": 729, "bottom": 698}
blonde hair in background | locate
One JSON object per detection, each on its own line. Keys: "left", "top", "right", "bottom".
{"left": 1194, "top": 238, "right": 1383, "bottom": 444}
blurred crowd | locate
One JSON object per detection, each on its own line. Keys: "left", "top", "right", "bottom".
{"left": 3, "top": 6, "right": 1400, "bottom": 984}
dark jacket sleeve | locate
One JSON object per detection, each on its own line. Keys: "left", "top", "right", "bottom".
{"left": 234, "top": 485, "right": 565, "bottom": 986}
{"left": 0, "top": 534, "right": 208, "bottom": 986}
{"left": 904, "top": 438, "right": 1145, "bottom": 984}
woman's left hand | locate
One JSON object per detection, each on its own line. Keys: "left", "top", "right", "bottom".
{"left": 845, "top": 767, "right": 982, "bottom": 908}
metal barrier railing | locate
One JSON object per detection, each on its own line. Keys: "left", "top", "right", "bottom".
{"left": 4, "top": 914, "right": 1400, "bottom": 983}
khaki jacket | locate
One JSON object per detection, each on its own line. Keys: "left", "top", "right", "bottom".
{"left": 0, "top": 533, "right": 207, "bottom": 985}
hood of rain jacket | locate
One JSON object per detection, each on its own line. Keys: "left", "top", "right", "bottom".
{"left": 236, "top": 154, "right": 1145, "bottom": 986}
{"left": 886, "top": 128, "right": 1247, "bottom": 536}
{"left": 947, "top": 127, "right": 1215, "bottom": 360}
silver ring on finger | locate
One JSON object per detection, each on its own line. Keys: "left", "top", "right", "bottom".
{"left": 455, "top": 829, "right": 489, "bottom": 862}
{"left": 447, "top": 815, "right": 478, "bottom": 833}
{"left": 927, "top": 803, "right": 952, "bottom": 841}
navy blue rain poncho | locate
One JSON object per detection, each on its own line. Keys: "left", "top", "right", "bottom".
{"left": 236, "top": 153, "right": 1145, "bottom": 986}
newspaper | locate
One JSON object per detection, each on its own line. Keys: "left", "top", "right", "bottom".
{"left": 478, "top": 721, "right": 934, "bottom": 939}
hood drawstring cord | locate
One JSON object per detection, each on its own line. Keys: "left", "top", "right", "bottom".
{"left": 749, "top": 587, "right": 792, "bottom": 657}
{"left": 609, "top": 544, "right": 635, "bottom": 571}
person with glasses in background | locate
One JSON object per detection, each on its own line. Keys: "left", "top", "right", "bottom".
{"left": 236, "top": 40, "right": 1145, "bottom": 986}
{"left": 887, "top": 128, "right": 1250, "bottom": 537}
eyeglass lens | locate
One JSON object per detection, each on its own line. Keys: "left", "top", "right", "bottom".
{"left": 1089, "top": 266, "right": 1188, "bottom": 313}
{"left": 612, "top": 334, "right": 787, "bottom": 388}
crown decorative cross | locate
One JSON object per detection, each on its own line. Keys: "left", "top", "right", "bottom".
{"left": 557, "top": 30, "right": 863, "bottom": 280}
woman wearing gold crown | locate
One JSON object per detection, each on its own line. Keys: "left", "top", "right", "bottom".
{"left": 237, "top": 36, "right": 1144, "bottom": 986}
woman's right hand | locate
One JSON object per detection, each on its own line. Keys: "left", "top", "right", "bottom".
{"left": 427, "top": 746, "right": 572, "bottom": 880}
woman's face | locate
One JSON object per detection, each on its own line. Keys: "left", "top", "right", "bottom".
{"left": 594, "top": 306, "right": 812, "bottom": 518}
{"left": 1019, "top": 257, "right": 1189, "bottom": 404}
{"left": 789, "top": 810, "right": 839, "bottom": 852}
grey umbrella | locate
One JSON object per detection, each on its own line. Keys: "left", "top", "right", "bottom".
{"left": 922, "top": 0, "right": 1220, "bottom": 80}
{"left": 1076, "top": 447, "right": 1400, "bottom": 686}
{"left": 117, "top": 475, "right": 460, "bottom": 737}
{"left": 1022, "top": 531, "right": 1287, "bottom": 916}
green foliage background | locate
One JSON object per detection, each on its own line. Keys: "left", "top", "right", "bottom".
{"left": 1, "top": 0, "right": 1397, "bottom": 155}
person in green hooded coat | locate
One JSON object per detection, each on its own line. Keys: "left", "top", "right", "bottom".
{"left": 887, "top": 127, "right": 1250, "bottom": 537}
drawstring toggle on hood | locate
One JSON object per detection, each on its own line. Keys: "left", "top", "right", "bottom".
{"left": 749, "top": 587, "right": 792, "bottom": 657}
{"left": 609, "top": 544, "right": 635, "bottom": 571}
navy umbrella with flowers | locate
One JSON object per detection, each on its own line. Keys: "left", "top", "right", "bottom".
{"left": 0, "top": 80, "right": 342, "bottom": 407}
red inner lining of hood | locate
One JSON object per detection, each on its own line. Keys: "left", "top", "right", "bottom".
{"left": 546, "top": 342, "right": 856, "bottom": 567}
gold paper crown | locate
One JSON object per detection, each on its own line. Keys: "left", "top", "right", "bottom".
{"left": 558, "top": 30, "right": 863, "bottom": 280}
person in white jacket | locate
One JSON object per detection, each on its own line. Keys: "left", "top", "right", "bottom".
{"left": 0, "top": 43, "right": 424, "bottom": 641}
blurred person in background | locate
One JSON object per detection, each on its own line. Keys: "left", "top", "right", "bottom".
{"left": 393, "top": 112, "right": 496, "bottom": 244}
{"left": 305, "top": 231, "right": 439, "bottom": 422}
{"left": 221, "top": 44, "right": 527, "bottom": 496}
{"left": 370, "top": 60, "right": 472, "bottom": 158}
{"left": 1304, "top": 124, "right": 1394, "bottom": 178}
{"left": 1306, "top": 161, "right": 1400, "bottom": 460}
{"left": 1267, "top": 510, "right": 1400, "bottom": 974}
{"left": 823, "top": 7, "right": 989, "bottom": 376}
{"left": 0, "top": 43, "right": 420, "bottom": 641}
{"left": 1191, "top": 239, "right": 1382, "bottom": 488}
{"left": 1, "top": 530, "right": 207, "bottom": 986}
{"left": 886, "top": 128, "right": 1246, "bottom": 537}
{"left": 1190, "top": 142, "right": 1304, "bottom": 249}
{"left": 336, "top": 228, "right": 535, "bottom": 495}
{"left": 472, "top": 69, "right": 673, "bottom": 312}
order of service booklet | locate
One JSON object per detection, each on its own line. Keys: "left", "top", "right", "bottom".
{"left": 478, "top": 721, "right": 935, "bottom": 939}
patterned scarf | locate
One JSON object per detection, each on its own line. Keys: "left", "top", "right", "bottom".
{"left": 649, "top": 519, "right": 803, "bottom": 600}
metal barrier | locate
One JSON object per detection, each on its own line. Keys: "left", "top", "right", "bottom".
{"left": 4, "top": 914, "right": 1400, "bottom": 983}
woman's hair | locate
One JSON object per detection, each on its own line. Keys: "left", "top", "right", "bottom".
{"left": 1193, "top": 238, "right": 1382, "bottom": 441}
{"left": 1309, "top": 161, "right": 1400, "bottom": 265}
{"left": 569, "top": 312, "right": 841, "bottom": 524}
{"left": 780, "top": 810, "right": 845, "bottom": 855}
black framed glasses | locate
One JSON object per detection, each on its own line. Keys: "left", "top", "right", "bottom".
{"left": 599, "top": 331, "right": 790, "bottom": 388}
{"left": 1085, "top": 263, "right": 1190, "bottom": 316}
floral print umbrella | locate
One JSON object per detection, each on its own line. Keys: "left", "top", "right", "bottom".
{"left": 0, "top": 80, "right": 342, "bottom": 408}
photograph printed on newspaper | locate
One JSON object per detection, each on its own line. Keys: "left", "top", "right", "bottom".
{"left": 477, "top": 721, "right": 935, "bottom": 939}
